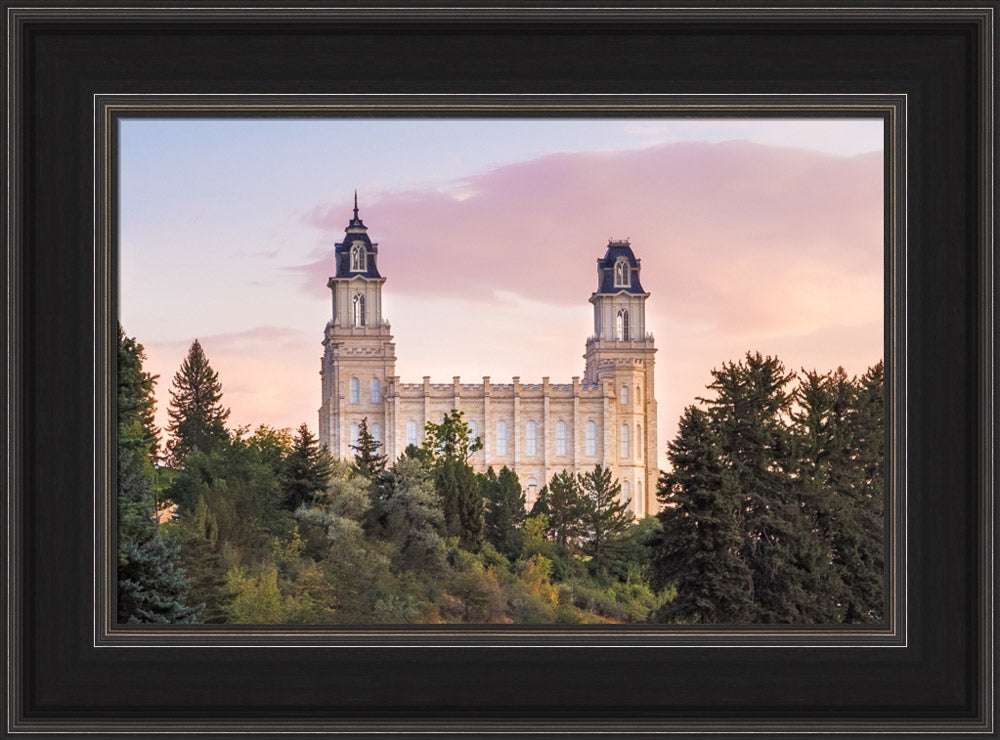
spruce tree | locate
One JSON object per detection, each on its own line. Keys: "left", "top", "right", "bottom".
{"left": 703, "top": 352, "right": 827, "bottom": 623}
{"left": 422, "top": 410, "right": 485, "bottom": 550}
{"left": 351, "top": 417, "right": 387, "bottom": 478}
{"left": 117, "top": 328, "right": 199, "bottom": 624}
{"left": 165, "top": 339, "right": 230, "bottom": 466}
{"left": 578, "top": 464, "right": 634, "bottom": 564}
{"left": 282, "top": 423, "right": 333, "bottom": 511}
{"left": 481, "top": 466, "right": 526, "bottom": 559}
{"left": 652, "top": 406, "right": 753, "bottom": 623}
{"left": 539, "top": 469, "right": 588, "bottom": 549}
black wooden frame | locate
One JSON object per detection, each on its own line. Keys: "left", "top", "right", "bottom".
{"left": 4, "top": 2, "right": 996, "bottom": 737}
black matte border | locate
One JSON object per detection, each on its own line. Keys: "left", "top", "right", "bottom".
{"left": 4, "top": 3, "right": 996, "bottom": 737}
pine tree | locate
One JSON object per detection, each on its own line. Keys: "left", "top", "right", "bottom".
{"left": 282, "top": 423, "right": 333, "bottom": 511}
{"left": 118, "top": 328, "right": 199, "bottom": 623}
{"left": 536, "top": 469, "right": 588, "bottom": 549}
{"left": 578, "top": 464, "right": 634, "bottom": 564}
{"left": 117, "top": 325, "right": 160, "bottom": 459}
{"left": 481, "top": 466, "right": 526, "bottom": 559}
{"left": 165, "top": 339, "right": 230, "bottom": 466}
{"left": 703, "top": 352, "right": 828, "bottom": 623}
{"left": 422, "top": 410, "right": 485, "bottom": 550}
{"left": 351, "top": 417, "right": 387, "bottom": 478}
{"left": 652, "top": 406, "right": 753, "bottom": 623}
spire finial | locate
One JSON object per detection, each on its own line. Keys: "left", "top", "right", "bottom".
{"left": 353, "top": 190, "right": 359, "bottom": 220}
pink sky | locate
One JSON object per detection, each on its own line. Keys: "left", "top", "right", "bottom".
{"left": 122, "top": 124, "right": 883, "bottom": 471}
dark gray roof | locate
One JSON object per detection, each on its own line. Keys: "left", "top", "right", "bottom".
{"left": 332, "top": 200, "right": 382, "bottom": 279}
{"left": 593, "top": 240, "right": 646, "bottom": 295}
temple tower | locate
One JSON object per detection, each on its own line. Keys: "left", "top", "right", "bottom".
{"left": 318, "top": 195, "right": 396, "bottom": 458}
{"left": 583, "top": 240, "right": 658, "bottom": 514}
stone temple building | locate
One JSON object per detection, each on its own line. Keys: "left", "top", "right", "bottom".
{"left": 318, "top": 199, "right": 659, "bottom": 517}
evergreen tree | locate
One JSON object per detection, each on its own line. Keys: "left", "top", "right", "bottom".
{"left": 481, "top": 466, "right": 526, "bottom": 559}
{"left": 533, "top": 470, "right": 588, "bottom": 549}
{"left": 117, "top": 325, "right": 160, "bottom": 458}
{"left": 165, "top": 339, "right": 230, "bottom": 466}
{"left": 652, "top": 406, "right": 753, "bottom": 623}
{"left": 351, "top": 417, "right": 387, "bottom": 478}
{"left": 382, "top": 456, "right": 446, "bottom": 571}
{"left": 282, "top": 423, "right": 334, "bottom": 511}
{"left": 577, "top": 464, "right": 634, "bottom": 564}
{"left": 422, "top": 410, "right": 485, "bottom": 550}
{"left": 703, "top": 352, "right": 828, "bottom": 623}
{"left": 118, "top": 328, "right": 199, "bottom": 624}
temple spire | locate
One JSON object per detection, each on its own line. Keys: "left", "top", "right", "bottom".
{"left": 353, "top": 190, "right": 359, "bottom": 220}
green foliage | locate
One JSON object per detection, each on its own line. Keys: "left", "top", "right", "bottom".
{"left": 652, "top": 406, "right": 753, "bottom": 624}
{"left": 117, "top": 325, "right": 160, "bottom": 458}
{"left": 532, "top": 470, "right": 588, "bottom": 548}
{"left": 652, "top": 352, "right": 884, "bottom": 625}
{"left": 351, "top": 417, "right": 388, "bottom": 478}
{"left": 578, "top": 464, "right": 634, "bottom": 566}
{"left": 380, "top": 457, "right": 446, "bottom": 572}
{"left": 281, "top": 423, "right": 333, "bottom": 511}
{"left": 481, "top": 466, "right": 526, "bottom": 559}
{"left": 421, "top": 408, "right": 482, "bottom": 462}
{"left": 165, "top": 339, "right": 230, "bottom": 466}
{"left": 117, "top": 327, "right": 198, "bottom": 624}
{"left": 435, "top": 458, "right": 483, "bottom": 551}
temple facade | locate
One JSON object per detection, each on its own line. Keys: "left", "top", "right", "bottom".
{"left": 318, "top": 199, "right": 659, "bottom": 516}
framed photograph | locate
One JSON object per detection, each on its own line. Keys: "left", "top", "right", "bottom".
{"left": 5, "top": 2, "right": 996, "bottom": 737}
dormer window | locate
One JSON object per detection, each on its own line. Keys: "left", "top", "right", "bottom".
{"left": 350, "top": 243, "right": 366, "bottom": 272}
{"left": 614, "top": 258, "right": 630, "bottom": 287}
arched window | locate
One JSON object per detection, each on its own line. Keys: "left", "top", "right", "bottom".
{"left": 525, "top": 421, "right": 538, "bottom": 455}
{"left": 350, "top": 243, "right": 366, "bottom": 272}
{"left": 371, "top": 422, "right": 382, "bottom": 443}
{"left": 349, "top": 377, "right": 360, "bottom": 404}
{"left": 370, "top": 377, "right": 380, "bottom": 403}
{"left": 555, "top": 420, "right": 568, "bottom": 456}
{"left": 349, "top": 423, "right": 360, "bottom": 449}
{"left": 353, "top": 293, "right": 366, "bottom": 327}
{"left": 636, "top": 424, "right": 642, "bottom": 460}
{"left": 406, "top": 420, "right": 418, "bottom": 446}
{"left": 621, "top": 385, "right": 629, "bottom": 405}
{"left": 616, "top": 308, "right": 630, "bottom": 340}
{"left": 614, "top": 259, "right": 630, "bottom": 287}
{"left": 585, "top": 420, "right": 597, "bottom": 456}
{"left": 622, "top": 480, "right": 631, "bottom": 504}
{"left": 621, "top": 423, "right": 629, "bottom": 458}
{"left": 496, "top": 420, "right": 508, "bottom": 456}
{"left": 469, "top": 420, "right": 479, "bottom": 447}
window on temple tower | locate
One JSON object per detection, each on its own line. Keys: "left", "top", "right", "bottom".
{"left": 525, "top": 421, "right": 538, "bottom": 455}
{"left": 496, "top": 420, "right": 508, "bottom": 456}
{"left": 353, "top": 293, "right": 366, "bottom": 327}
{"left": 371, "top": 423, "right": 382, "bottom": 443}
{"left": 616, "top": 308, "right": 630, "bottom": 340}
{"left": 370, "top": 377, "right": 380, "bottom": 403}
{"left": 614, "top": 258, "right": 630, "bottom": 287}
{"left": 622, "top": 480, "right": 631, "bottom": 504}
{"left": 469, "top": 420, "right": 479, "bottom": 446}
{"left": 621, "top": 385, "right": 629, "bottom": 405}
{"left": 349, "top": 377, "right": 360, "bottom": 404}
{"left": 621, "top": 423, "right": 629, "bottom": 457}
{"left": 406, "top": 420, "right": 418, "bottom": 446}
{"left": 350, "top": 423, "right": 360, "bottom": 449}
{"left": 350, "top": 243, "right": 366, "bottom": 271}
{"left": 555, "top": 420, "right": 568, "bottom": 455}
{"left": 585, "top": 421, "right": 597, "bottom": 456}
